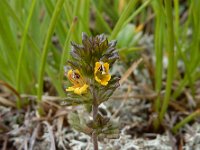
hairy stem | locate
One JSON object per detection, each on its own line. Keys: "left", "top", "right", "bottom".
{"left": 92, "top": 131, "right": 98, "bottom": 150}
{"left": 93, "top": 102, "right": 98, "bottom": 120}
{"left": 92, "top": 97, "right": 98, "bottom": 150}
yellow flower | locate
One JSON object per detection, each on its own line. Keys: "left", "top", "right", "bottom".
{"left": 66, "top": 69, "right": 88, "bottom": 95}
{"left": 94, "top": 62, "right": 111, "bottom": 86}
{"left": 135, "top": 24, "right": 144, "bottom": 33}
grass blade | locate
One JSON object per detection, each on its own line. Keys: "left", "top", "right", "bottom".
{"left": 16, "top": 0, "right": 36, "bottom": 92}
{"left": 37, "top": 0, "right": 65, "bottom": 102}
{"left": 159, "top": 0, "right": 175, "bottom": 123}
{"left": 110, "top": 0, "right": 139, "bottom": 39}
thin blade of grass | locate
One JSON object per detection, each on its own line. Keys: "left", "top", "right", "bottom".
{"left": 37, "top": 0, "right": 65, "bottom": 102}
{"left": 152, "top": 0, "right": 165, "bottom": 130}
{"left": 110, "top": 0, "right": 139, "bottom": 39}
{"left": 16, "top": 0, "right": 36, "bottom": 93}
{"left": 172, "top": 109, "right": 200, "bottom": 133}
{"left": 159, "top": 0, "right": 175, "bottom": 123}
{"left": 123, "top": 0, "right": 152, "bottom": 27}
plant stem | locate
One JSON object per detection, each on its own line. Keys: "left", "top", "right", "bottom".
{"left": 92, "top": 131, "right": 98, "bottom": 150}
{"left": 92, "top": 97, "right": 98, "bottom": 150}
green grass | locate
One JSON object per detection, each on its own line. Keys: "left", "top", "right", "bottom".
{"left": 16, "top": 0, "right": 36, "bottom": 108}
{"left": 37, "top": 0, "right": 65, "bottom": 102}
{"left": 0, "top": 0, "right": 199, "bottom": 132}
{"left": 159, "top": 0, "right": 175, "bottom": 125}
{"left": 172, "top": 109, "right": 200, "bottom": 133}
{"left": 152, "top": 0, "right": 165, "bottom": 129}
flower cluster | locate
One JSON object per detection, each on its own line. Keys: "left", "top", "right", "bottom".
{"left": 64, "top": 33, "right": 120, "bottom": 140}
{"left": 65, "top": 33, "right": 119, "bottom": 106}
{"left": 66, "top": 61, "right": 111, "bottom": 95}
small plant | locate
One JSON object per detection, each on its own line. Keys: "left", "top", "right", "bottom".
{"left": 64, "top": 33, "right": 120, "bottom": 149}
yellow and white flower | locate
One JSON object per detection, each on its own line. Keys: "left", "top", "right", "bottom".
{"left": 94, "top": 62, "right": 111, "bottom": 86}
{"left": 66, "top": 69, "right": 88, "bottom": 95}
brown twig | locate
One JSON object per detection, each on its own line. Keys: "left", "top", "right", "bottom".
{"left": 119, "top": 58, "right": 143, "bottom": 85}
{"left": 111, "top": 93, "right": 157, "bottom": 100}
{"left": 30, "top": 124, "right": 40, "bottom": 150}
{"left": 44, "top": 121, "right": 56, "bottom": 150}
{"left": 0, "top": 80, "right": 21, "bottom": 99}
{"left": 112, "top": 86, "right": 131, "bottom": 118}
{"left": 0, "top": 96, "right": 16, "bottom": 108}
{"left": 112, "top": 93, "right": 187, "bottom": 112}
{"left": 2, "top": 135, "right": 8, "bottom": 150}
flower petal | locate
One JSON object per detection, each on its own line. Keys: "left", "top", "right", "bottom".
{"left": 95, "top": 76, "right": 102, "bottom": 83}
{"left": 66, "top": 86, "right": 75, "bottom": 92}
{"left": 67, "top": 69, "right": 73, "bottom": 78}
{"left": 94, "top": 62, "right": 101, "bottom": 74}
{"left": 104, "top": 63, "right": 109, "bottom": 73}
{"left": 74, "top": 84, "right": 88, "bottom": 95}
{"left": 100, "top": 81, "right": 108, "bottom": 86}
{"left": 104, "top": 74, "right": 111, "bottom": 81}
